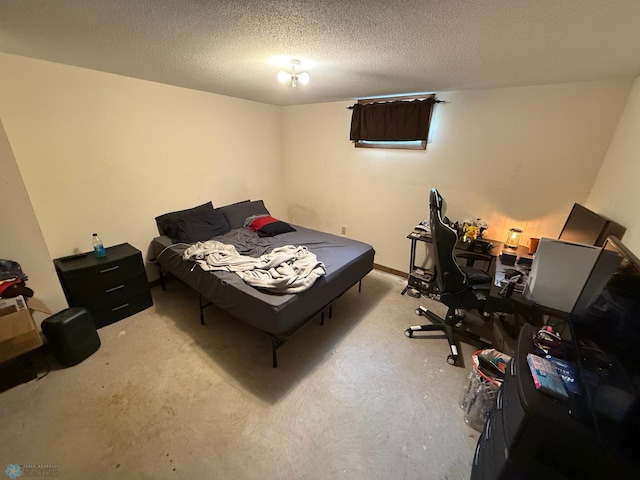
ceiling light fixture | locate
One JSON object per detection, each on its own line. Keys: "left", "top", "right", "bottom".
{"left": 277, "top": 59, "right": 310, "bottom": 88}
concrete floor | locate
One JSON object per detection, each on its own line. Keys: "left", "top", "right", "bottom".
{"left": 0, "top": 270, "right": 488, "bottom": 480}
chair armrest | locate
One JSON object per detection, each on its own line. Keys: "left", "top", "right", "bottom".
{"left": 456, "top": 252, "right": 493, "bottom": 269}
{"left": 471, "top": 282, "right": 492, "bottom": 292}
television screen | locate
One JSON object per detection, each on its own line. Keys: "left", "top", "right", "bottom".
{"left": 559, "top": 203, "right": 626, "bottom": 247}
{"left": 559, "top": 203, "right": 609, "bottom": 246}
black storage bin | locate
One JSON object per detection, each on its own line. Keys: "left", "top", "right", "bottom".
{"left": 41, "top": 307, "right": 100, "bottom": 366}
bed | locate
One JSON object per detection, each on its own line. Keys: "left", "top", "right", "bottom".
{"left": 150, "top": 200, "right": 375, "bottom": 367}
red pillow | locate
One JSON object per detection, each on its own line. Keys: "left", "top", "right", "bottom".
{"left": 247, "top": 215, "right": 277, "bottom": 232}
{"left": 248, "top": 216, "right": 296, "bottom": 237}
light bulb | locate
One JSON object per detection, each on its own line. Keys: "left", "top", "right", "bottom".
{"left": 505, "top": 228, "right": 523, "bottom": 248}
{"left": 276, "top": 59, "right": 310, "bottom": 87}
{"left": 298, "top": 72, "right": 310, "bottom": 85}
{"left": 277, "top": 70, "right": 290, "bottom": 84}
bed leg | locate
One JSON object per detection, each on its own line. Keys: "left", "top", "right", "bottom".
{"left": 358, "top": 279, "right": 362, "bottom": 293}
{"left": 199, "top": 294, "right": 205, "bottom": 325}
{"left": 158, "top": 266, "right": 166, "bottom": 291}
{"left": 272, "top": 339, "right": 278, "bottom": 368}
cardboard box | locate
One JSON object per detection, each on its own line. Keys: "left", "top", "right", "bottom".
{"left": 0, "top": 295, "right": 28, "bottom": 316}
{"left": 25, "top": 296, "right": 53, "bottom": 316}
{"left": 0, "top": 295, "right": 46, "bottom": 363}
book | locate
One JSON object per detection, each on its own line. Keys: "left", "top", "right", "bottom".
{"left": 546, "top": 356, "right": 583, "bottom": 396}
{"left": 526, "top": 353, "right": 569, "bottom": 400}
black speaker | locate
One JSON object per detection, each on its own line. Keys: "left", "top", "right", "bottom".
{"left": 41, "top": 307, "right": 100, "bottom": 366}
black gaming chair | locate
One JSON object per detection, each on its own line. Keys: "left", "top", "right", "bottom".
{"left": 405, "top": 188, "right": 492, "bottom": 365}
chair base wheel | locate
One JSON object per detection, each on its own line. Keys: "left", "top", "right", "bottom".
{"left": 447, "top": 355, "right": 457, "bottom": 365}
{"left": 404, "top": 328, "right": 413, "bottom": 338}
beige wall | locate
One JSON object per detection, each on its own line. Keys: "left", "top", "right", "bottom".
{"left": 0, "top": 54, "right": 284, "bottom": 289}
{"left": 0, "top": 119, "right": 67, "bottom": 314}
{"left": 587, "top": 76, "right": 640, "bottom": 255}
{"left": 282, "top": 81, "right": 632, "bottom": 272}
{"left": 2, "top": 50, "right": 637, "bottom": 299}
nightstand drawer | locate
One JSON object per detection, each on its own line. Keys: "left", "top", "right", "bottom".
{"left": 61, "top": 253, "right": 145, "bottom": 293}
{"left": 502, "top": 359, "right": 528, "bottom": 448}
{"left": 472, "top": 419, "right": 495, "bottom": 480}
{"left": 91, "top": 290, "right": 153, "bottom": 328}
{"left": 67, "top": 272, "right": 150, "bottom": 309}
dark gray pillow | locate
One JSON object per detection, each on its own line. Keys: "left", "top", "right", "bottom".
{"left": 173, "top": 208, "right": 231, "bottom": 243}
{"left": 155, "top": 201, "right": 214, "bottom": 238}
{"left": 218, "top": 200, "right": 270, "bottom": 229}
{"left": 256, "top": 221, "right": 296, "bottom": 237}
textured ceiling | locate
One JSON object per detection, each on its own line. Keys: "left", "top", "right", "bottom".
{"left": 1, "top": 0, "right": 640, "bottom": 106}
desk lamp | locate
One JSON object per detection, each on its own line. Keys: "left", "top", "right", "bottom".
{"left": 505, "top": 228, "right": 523, "bottom": 248}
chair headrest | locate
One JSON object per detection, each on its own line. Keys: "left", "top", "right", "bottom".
{"left": 430, "top": 187, "right": 447, "bottom": 216}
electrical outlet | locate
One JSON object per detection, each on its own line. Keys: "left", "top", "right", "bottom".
{"left": 341, "top": 226, "right": 347, "bottom": 235}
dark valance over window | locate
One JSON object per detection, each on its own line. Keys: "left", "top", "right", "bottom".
{"left": 349, "top": 97, "right": 436, "bottom": 142}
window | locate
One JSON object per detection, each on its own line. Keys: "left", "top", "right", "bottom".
{"left": 355, "top": 139, "right": 426, "bottom": 150}
{"left": 349, "top": 94, "right": 437, "bottom": 150}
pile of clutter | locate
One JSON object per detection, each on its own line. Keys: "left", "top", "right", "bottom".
{"left": 460, "top": 348, "right": 512, "bottom": 431}
{"left": 0, "top": 259, "right": 33, "bottom": 300}
{"left": 0, "top": 259, "right": 46, "bottom": 368}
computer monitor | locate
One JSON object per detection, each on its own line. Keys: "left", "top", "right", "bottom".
{"left": 558, "top": 203, "right": 626, "bottom": 247}
{"left": 524, "top": 238, "right": 602, "bottom": 312}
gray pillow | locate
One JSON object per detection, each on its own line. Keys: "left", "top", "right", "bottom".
{"left": 155, "top": 201, "right": 214, "bottom": 238}
{"left": 173, "top": 208, "right": 231, "bottom": 243}
{"left": 218, "top": 200, "right": 270, "bottom": 229}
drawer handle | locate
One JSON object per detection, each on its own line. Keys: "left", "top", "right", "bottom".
{"left": 510, "top": 358, "right": 517, "bottom": 377}
{"left": 105, "top": 284, "right": 125, "bottom": 293}
{"left": 99, "top": 265, "right": 120, "bottom": 274}
{"left": 111, "top": 303, "right": 130, "bottom": 312}
{"left": 484, "top": 417, "right": 492, "bottom": 439}
{"left": 473, "top": 441, "right": 482, "bottom": 466}
{"left": 497, "top": 388, "right": 503, "bottom": 410}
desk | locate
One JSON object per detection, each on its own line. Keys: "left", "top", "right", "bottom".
{"left": 400, "top": 228, "right": 571, "bottom": 329}
{"left": 487, "top": 246, "right": 571, "bottom": 330}
{"left": 402, "top": 230, "right": 437, "bottom": 295}
{"left": 402, "top": 229, "right": 523, "bottom": 297}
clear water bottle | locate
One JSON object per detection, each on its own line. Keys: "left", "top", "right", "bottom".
{"left": 92, "top": 233, "right": 106, "bottom": 258}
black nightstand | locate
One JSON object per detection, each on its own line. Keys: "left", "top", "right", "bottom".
{"left": 53, "top": 243, "right": 153, "bottom": 328}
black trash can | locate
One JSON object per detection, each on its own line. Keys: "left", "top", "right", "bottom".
{"left": 41, "top": 307, "right": 100, "bottom": 366}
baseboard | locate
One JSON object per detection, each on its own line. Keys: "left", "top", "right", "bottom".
{"left": 373, "top": 263, "right": 408, "bottom": 279}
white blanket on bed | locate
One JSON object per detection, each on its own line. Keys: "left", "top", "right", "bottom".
{"left": 182, "top": 240, "right": 326, "bottom": 293}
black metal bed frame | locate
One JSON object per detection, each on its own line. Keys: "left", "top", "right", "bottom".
{"left": 157, "top": 267, "right": 365, "bottom": 367}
